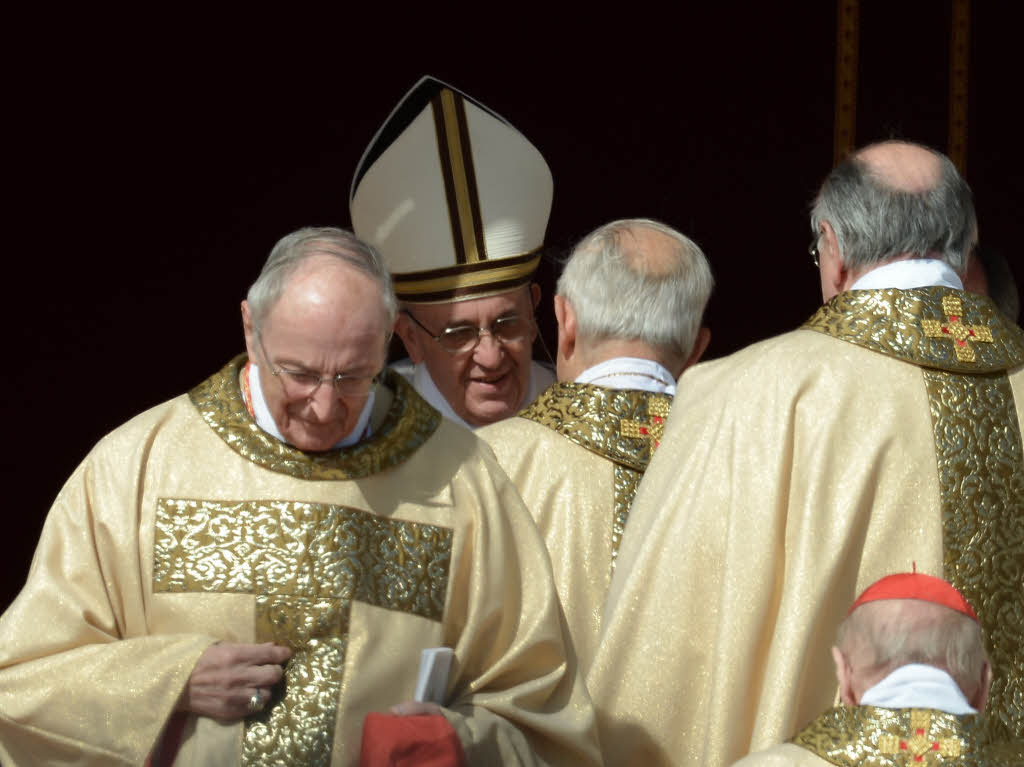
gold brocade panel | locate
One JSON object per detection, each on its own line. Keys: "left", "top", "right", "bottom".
{"left": 153, "top": 498, "right": 452, "bottom": 766}
{"left": 923, "top": 369, "right": 1024, "bottom": 746}
{"left": 802, "top": 287, "right": 1024, "bottom": 374}
{"left": 791, "top": 706, "right": 995, "bottom": 766}
{"left": 611, "top": 465, "right": 642, "bottom": 571}
{"left": 189, "top": 358, "right": 441, "bottom": 482}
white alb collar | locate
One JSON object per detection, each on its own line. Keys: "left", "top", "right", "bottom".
{"left": 859, "top": 663, "right": 977, "bottom": 715}
{"left": 248, "top": 362, "right": 375, "bottom": 448}
{"left": 575, "top": 357, "right": 676, "bottom": 395}
{"left": 850, "top": 259, "right": 964, "bottom": 291}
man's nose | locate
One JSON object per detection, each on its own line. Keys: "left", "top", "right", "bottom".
{"left": 472, "top": 330, "right": 505, "bottom": 367}
{"left": 307, "top": 382, "right": 344, "bottom": 419}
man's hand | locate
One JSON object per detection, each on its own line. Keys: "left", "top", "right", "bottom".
{"left": 179, "top": 642, "right": 292, "bottom": 721}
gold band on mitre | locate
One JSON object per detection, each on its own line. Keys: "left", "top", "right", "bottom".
{"left": 393, "top": 250, "right": 541, "bottom": 303}
{"left": 350, "top": 76, "right": 552, "bottom": 304}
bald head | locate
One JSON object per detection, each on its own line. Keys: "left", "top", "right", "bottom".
{"left": 555, "top": 218, "right": 713, "bottom": 378}
{"left": 832, "top": 598, "right": 990, "bottom": 710}
{"left": 810, "top": 140, "right": 976, "bottom": 276}
{"left": 856, "top": 140, "right": 942, "bottom": 194}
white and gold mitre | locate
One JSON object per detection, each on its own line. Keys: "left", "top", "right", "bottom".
{"left": 349, "top": 76, "right": 553, "bottom": 304}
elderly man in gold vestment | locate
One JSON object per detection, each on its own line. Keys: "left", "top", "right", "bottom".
{"left": 478, "top": 218, "right": 713, "bottom": 675}
{"left": 733, "top": 572, "right": 1019, "bottom": 766}
{"left": 0, "top": 227, "right": 599, "bottom": 766}
{"left": 589, "top": 141, "right": 1024, "bottom": 767}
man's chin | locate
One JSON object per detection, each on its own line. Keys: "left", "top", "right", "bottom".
{"left": 461, "top": 393, "right": 521, "bottom": 427}
{"left": 283, "top": 425, "right": 346, "bottom": 452}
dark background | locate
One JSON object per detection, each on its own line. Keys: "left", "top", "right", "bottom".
{"left": 4, "top": 4, "right": 1022, "bottom": 611}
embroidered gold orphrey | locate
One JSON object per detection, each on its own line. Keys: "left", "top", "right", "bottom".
{"left": 804, "top": 287, "right": 1024, "bottom": 746}
{"left": 153, "top": 359, "right": 451, "bottom": 765}
{"left": 154, "top": 500, "right": 451, "bottom": 765}
{"left": 519, "top": 382, "right": 673, "bottom": 571}
{"left": 189, "top": 357, "right": 441, "bottom": 482}
{"left": 790, "top": 706, "right": 992, "bottom": 766}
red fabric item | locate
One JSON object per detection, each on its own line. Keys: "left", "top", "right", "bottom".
{"left": 360, "top": 713, "right": 467, "bottom": 767}
{"left": 848, "top": 572, "right": 978, "bottom": 620}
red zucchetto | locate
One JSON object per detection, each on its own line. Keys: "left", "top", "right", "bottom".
{"left": 848, "top": 572, "right": 978, "bottom": 621}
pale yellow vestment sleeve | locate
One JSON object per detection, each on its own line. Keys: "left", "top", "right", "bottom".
{"left": 0, "top": 429, "right": 216, "bottom": 766}
{"left": 438, "top": 442, "right": 601, "bottom": 766}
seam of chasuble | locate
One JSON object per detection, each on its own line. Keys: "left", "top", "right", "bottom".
{"left": 789, "top": 706, "right": 998, "bottom": 766}
{"left": 802, "top": 288, "right": 1024, "bottom": 746}
{"left": 518, "top": 382, "right": 672, "bottom": 569}
{"left": 168, "top": 357, "right": 451, "bottom": 764}
{"left": 189, "top": 356, "right": 441, "bottom": 480}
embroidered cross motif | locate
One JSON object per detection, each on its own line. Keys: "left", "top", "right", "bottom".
{"left": 154, "top": 498, "right": 451, "bottom": 766}
{"left": 877, "top": 710, "right": 963, "bottom": 764}
{"left": 620, "top": 397, "right": 672, "bottom": 449}
{"left": 921, "top": 294, "right": 994, "bottom": 363}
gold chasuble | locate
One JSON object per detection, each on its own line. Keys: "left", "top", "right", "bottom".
{"left": 0, "top": 359, "right": 599, "bottom": 767}
{"left": 732, "top": 707, "right": 1018, "bottom": 767}
{"left": 589, "top": 288, "right": 1024, "bottom": 767}
{"left": 478, "top": 382, "right": 672, "bottom": 674}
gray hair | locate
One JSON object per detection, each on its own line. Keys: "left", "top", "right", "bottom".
{"left": 246, "top": 227, "right": 398, "bottom": 334}
{"left": 810, "top": 144, "right": 976, "bottom": 274}
{"left": 836, "top": 599, "right": 988, "bottom": 699}
{"left": 557, "top": 218, "right": 713, "bottom": 367}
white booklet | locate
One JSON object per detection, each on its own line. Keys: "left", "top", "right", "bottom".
{"left": 414, "top": 647, "right": 454, "bottom": 704}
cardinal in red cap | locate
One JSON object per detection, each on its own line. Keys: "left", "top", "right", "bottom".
{"left": 729, "top": 572, "right": 1017, "bottom": 766}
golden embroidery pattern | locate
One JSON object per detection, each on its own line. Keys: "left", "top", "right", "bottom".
{"left": 923, "top": 368, "right": 1024, "bottom": 745}
{"left": 611, "top": 464, "right": 642, "bottom": 571}
{"left": 802, "top": 287, "right": 1024, "bottom": 373}
{"left": 189, "top": 357, "right": 441, "bottom": 481}
{"left": 921, "top": 294, "right": 994, "bottom": 363}
{"left": 519, "top": 383, "right": 672, "bottom": 471}
{"left": 154, "top": 498, "right": 452, "bottom": 766}
{"left": 878, "top": 710, "right": 962, "bottom": 762}
{"left": 791, "top": 706, "right": 988, "bottom": 766}
{"left": 620, "top": 397, "right": 671, "bottom": 449}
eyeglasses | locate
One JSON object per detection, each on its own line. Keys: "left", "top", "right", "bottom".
{"left": 809, "top": 238, "right": 820, "bottom": 267}
{"left": 257, "top": 336, "right": 378, "bottom": 398}
{"left": 402, "top": 310, "right": 533, "bottom": 355}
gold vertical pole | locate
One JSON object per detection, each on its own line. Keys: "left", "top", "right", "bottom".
{"left": 949, "top": 0, "right": 970, "bottom": 175}
{"left": 834, "top": 0, "right": 860, "bottom": 164}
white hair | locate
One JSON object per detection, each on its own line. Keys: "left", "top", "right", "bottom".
{"left": 836, "top": 599, "right": 987, "bottom": 699}
{"left": 246, "top": 227, "right": 397, "bottom": 334}
{"left": 557, "top": 218, "right": 713, "bottom": 367}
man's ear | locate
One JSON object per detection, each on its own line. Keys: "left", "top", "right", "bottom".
{"left": 554, "top": 294, "right": 577, "bottom": 363}
{"left": 393, "top": 312, "right": 426, "bottom": 364}
{"left": 832, "top": 646, "right": 858, "bottom": 706}
{"left": 241, "top": 300, "right": 257, "bottom": 362}
{"left": 820, "top": 221, "right": 852, "bottom": 300}
{"left": 681, "top": 327, "right": 711, "bottom": 374}
{"left": 529, "top": 283, "right": 542, "bottom": 342}
{"left": 972, "top": 661, "right": 993, "bottom": 713}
